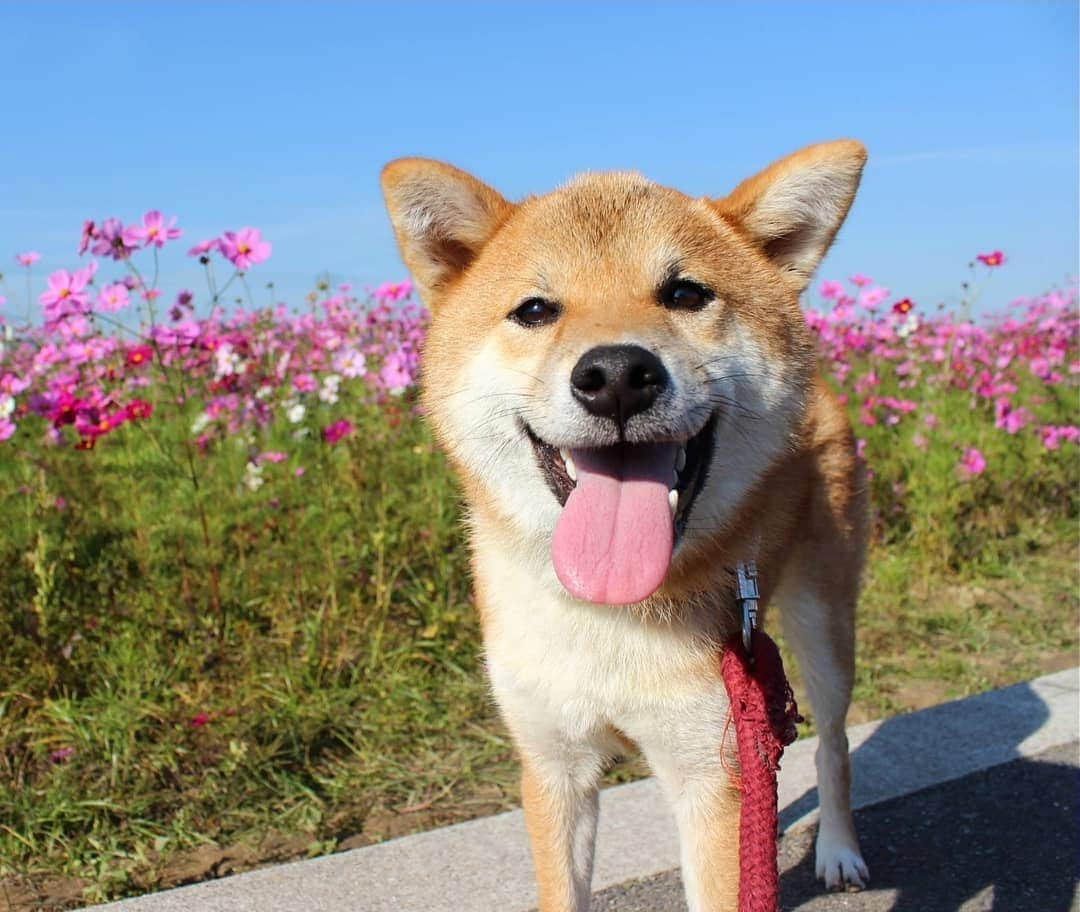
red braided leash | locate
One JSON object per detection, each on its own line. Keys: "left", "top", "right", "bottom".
{"left": 721, "top": 627, "right": 802, "bottom": 912}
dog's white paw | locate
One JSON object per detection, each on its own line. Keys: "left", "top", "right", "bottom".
{"left": 815, "top": 831, "right": 869, "bottom": 891}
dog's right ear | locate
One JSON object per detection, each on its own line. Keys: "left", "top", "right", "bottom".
{"left": 381, "top": 159, "right": 514, "bottom": 303}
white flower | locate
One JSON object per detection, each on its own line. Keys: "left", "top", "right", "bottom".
{"left": 286, "top": 402, "right": 306, "bottom": 424}
{"left": 243, "top": 461, "right": 265, "bottom": 491}
{"left": 191, "top": 412, "right": 210, "bottom": 435}
{"left": 214, "top": 342, "right": 243, "bottom": 379}
{"left": 319, "top": 373, "right": 342, "bottom": 404}
{"left": 897, "top": 314, "right": 920, "bottom": 339}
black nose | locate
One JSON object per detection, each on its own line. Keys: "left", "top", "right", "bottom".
{"left": 570, "top": 345, "right": 669, "bottom": 422}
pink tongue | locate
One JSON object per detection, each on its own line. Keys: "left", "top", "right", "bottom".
{"left": 551, "top": 443, "right": 677, "bottom": 605}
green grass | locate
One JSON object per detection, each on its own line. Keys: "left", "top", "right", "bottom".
{"left": 1, "top": 372, "right": 1077, "bottom": 909}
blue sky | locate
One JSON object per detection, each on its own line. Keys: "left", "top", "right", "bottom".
{"left": 2, "top": 2, "right": 1076, "bottom": 317}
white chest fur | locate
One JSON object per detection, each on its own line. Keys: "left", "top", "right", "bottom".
{"left": 474, "top": 537, "right": 731, "bottom": 766}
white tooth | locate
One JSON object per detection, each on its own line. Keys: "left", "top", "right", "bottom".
{"left": 676, "top": 447, "right": 687, "bottom": 472}
{"left": 668, "top": 488, "right": 679, "bottom": 515}
{"left": 559, "top": 448, "right": 578, "bottom": 482}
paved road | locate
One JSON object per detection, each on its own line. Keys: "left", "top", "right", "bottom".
{"left": 591, "top": 741, "right": 1079, "bottom": 912}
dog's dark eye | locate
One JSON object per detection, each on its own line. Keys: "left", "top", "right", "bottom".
{"left": 510, "top": 298, "right": 560, "bottom": 327}
{"left": 659, "top": 279, "right": 713, "bottom": 312}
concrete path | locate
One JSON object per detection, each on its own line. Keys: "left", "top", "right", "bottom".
{"left": 83, "top": 667, "right": 1078, "bottom": 912}
{"left": 595, "top": 740, "right": 1078, "bottom": 911}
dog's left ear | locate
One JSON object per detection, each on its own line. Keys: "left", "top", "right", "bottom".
{"left": 381, "top": 158, "right": 515, "bottom": 305}
{"left": 714, "top": 140, "right": 867, "bottom": 294}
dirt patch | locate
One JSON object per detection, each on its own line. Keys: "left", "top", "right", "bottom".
{"left": 1, "top": 876, "right": 87, "bottom": 912}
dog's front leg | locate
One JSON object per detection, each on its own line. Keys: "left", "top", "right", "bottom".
{"left": 520, "top": 752, "right": 601, "bottom": 912}
{"left": 632, "top": 687, "right": 741, "bottom": 912}
{"left": 490, "top": 662, "right": 610, "bottom": 912}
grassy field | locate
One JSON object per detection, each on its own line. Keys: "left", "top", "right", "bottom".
{"left": 1, "top": 256, "right": 1077, "bottom": 908}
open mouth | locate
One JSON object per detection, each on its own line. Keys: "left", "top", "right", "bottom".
{"left": 523, "top": 415, "right": 717, "bottom": 605}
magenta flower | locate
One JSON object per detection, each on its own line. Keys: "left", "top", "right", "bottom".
{"left": 126, "top": 210, "right": 182, "bottom": 249}
{"left": 993, "top": 398, "right": 1032, "bottom": 435}
{"left": 958, "top": 447, "right": 986, "bottom": 477}
{"left": 49, "top": 746, "right": 75, "bottom": 764}
{"left": 373, "top": 280, "right": 414, "bottom": 302}
{"left": 1039, "top": 425, "right": 1080, "bottom": 451}
{"left": 78, "top": 220, "right": 97, "bottom": 255}
{"left": 90, "top": 218, "right": 137, "bottom": 260}
{"left": 190, "top": 712, "right": 211, "bottom": 728}
{"left": 323, "top": 419, "right": 354, "bottom": 445}
{"left": 219, "top": 228, "right": 271, "bottom": 271}
{"left": 15, "top": 251, "right": 40, "bottom": 266}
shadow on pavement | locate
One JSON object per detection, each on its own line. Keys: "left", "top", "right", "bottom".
{"left": 777, "top": 679, "right": 1078, "bottom": 911}
{"left": 780, "top": 745, "right": 1078, "bottom": 910}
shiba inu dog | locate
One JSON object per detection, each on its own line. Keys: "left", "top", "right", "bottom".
{"left": 381, "top": 140, "right": 870, "bottom": 912}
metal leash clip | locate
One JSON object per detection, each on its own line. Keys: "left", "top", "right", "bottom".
{"left": 735, "top": 560, "right": 759, "bottom": 656}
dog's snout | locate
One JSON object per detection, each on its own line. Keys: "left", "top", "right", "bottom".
{"left": 570, "top": 345, "right": 669, "bottom": 421}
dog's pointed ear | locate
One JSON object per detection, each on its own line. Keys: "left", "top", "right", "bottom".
{"left": 381, "top": 159, "right": 515, "bottom": 303}
{"left": 714, "top": 140, "right": 867, "bottom": 294}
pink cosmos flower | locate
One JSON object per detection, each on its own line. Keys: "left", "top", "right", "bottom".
{"left": 1039, "top": 425, "right": 1080, "bottom": 451}
{"left": 332, "top": 348, "right": 366, "bottom": 378}
{"left": 373, "top": 280, "right": 413, "bottom": 302}
{"left": 96, "top": 282, "right": 131, "bottom": 313}
{"left": 993, "top": 398, "right": 1032, "bottom": 435}
{"left": 91, "top": 218, "right": 137, "bottom": 260}
{"left": 15, "top": 251, "right": 40, "bottom": 266}
{"left": 49, "top": 746, "right": 75, "bottom": 764}
{"left": 323, "top": 419, "right": 354, "bottom": 445}
{"left": 849, "top": 273, "right": 872, "bottom": 288}
{"left": 39, "top": 267, "right": 94, "bottom": 320}
{"left": 219, "top": 228, "right": 271, "bottom": 271}
{"left": 125, "top": 345, "right": 153, "bottom": 368}
{"left": 126, "top": 400, "right": 153, "bottom": 421}
{"left": 976, "top": 251, "right": 1005, "bottom": 267}
{"left": 0, "top": 417, "right": 15, "bottom": 441}
{"left": 292, "top": 373, "right": 318, "bottom": 393}
{"left": 959, "top": 447, "right": 986, "bottom": 477}
{"left": 257, "top": 451, "right": 287, "bottom": 464}
{"left": 78, "top": 220, "right": 96, "bottom": 255}
{"left": 0, "top": 373, "right": 30, "bottom": 396}
{"left": 858, "top": 287, "right": 889, "bottom": 310}
{"left": 188, "top": 238, "right": 221, "bottom": 258}
{"left": 819, "top": 279, "right": 845, "bottom": 300}
{"left": 126, "top": 210, "right": 182, "bottom": 249}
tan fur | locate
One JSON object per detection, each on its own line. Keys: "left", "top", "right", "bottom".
{"left": 382, "top": 141, "right": 871, "bottom": 910}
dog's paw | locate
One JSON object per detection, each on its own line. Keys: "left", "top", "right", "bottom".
{"left": 815, "top": 832, "right": 869, "bottom": 891}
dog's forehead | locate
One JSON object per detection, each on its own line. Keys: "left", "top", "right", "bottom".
{"left": 504, "top": 172, "right": 724, "bottom": 285}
